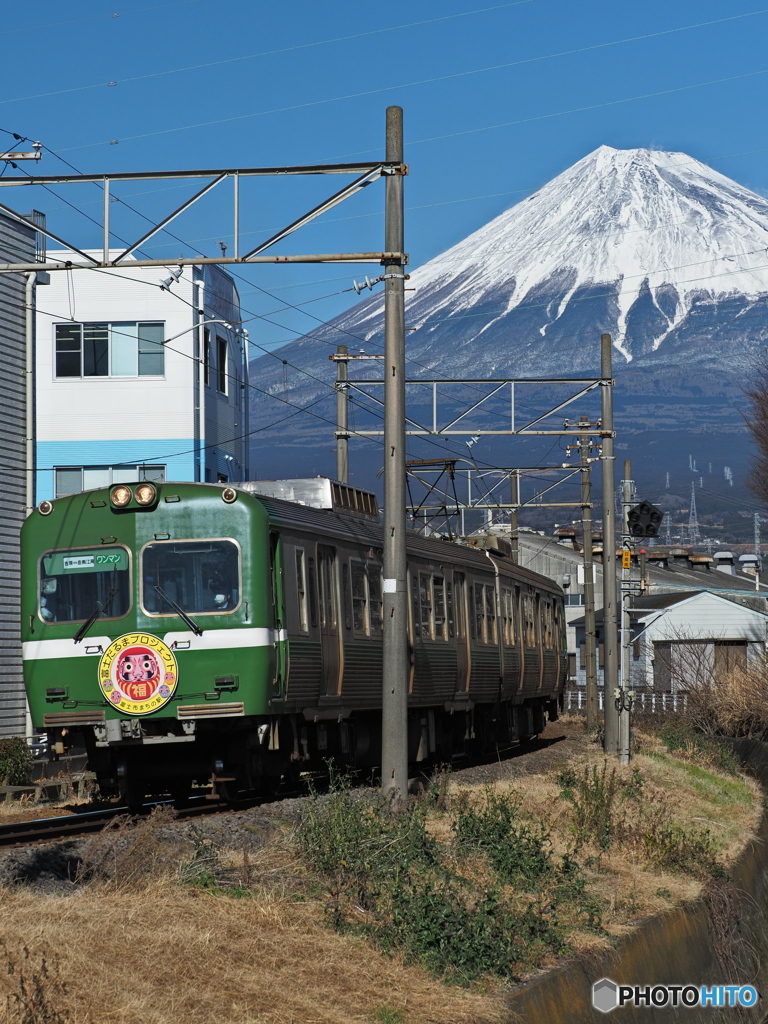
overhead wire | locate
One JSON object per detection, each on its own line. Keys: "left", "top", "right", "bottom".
{"left": 13, "top": 133, "right": 768, "bottom": 509}
{"left": 17, "top": 131, "right": 768, "bottom": 365}
{"left": 1, "top": 1, "right": 536, "bottom": 108}
{"left": 0, "top": 0, "right": 203, "bottom": 38}
{"left": 43, "top": 8, "right": 768, "bottom": 152}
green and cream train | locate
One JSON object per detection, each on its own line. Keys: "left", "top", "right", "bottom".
{"left": 21, "top": 478, "right": 567, "bottom": 801}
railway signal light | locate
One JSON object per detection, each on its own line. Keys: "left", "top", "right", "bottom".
{"left": 627, "top": 500, "right": 663, "bottom": 538}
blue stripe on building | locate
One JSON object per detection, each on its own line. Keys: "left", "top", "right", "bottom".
{"left": 36, "top": 439, "right": 196, "bottom": 501}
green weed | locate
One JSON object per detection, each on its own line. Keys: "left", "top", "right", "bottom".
{"left": 643, "top": 820, "right": 722, "bottom": 878}
{"left": 371, "top": 1006, "right": 406, "bottom": 1024}
{"left": 558, "top": 761, "right": 620, "bottom": 850}
{"left": 295, "top": 780, "right": 600, "bottom": 983}
{"left": 452, "top": 789, "right": 553, "bottom": 885}
{"left": 659, "top": 724, "right": 738, "bottom": 775}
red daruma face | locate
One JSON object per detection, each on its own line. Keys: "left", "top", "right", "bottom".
{"left": 116, "top": 646, "right": 161, "bottom": 701}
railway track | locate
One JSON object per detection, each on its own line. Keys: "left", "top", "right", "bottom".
{"left": 0, "top": 796, "right": 239, "bottom": 850}
{"left": 0, "top": 732, "right": 561, "bottom": 852}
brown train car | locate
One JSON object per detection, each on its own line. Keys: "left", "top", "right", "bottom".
{"left": 252, "top": 483, "right": 567, "bottom": 770}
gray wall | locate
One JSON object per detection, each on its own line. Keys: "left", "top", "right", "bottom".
{"left": 0, "top": 214, "right": 35, "bottom": 738}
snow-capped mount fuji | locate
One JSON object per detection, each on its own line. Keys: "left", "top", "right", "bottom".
{"left": 250, "top": 145, "right": 768, "bottom": 487}
{"left": 324, "top": 145, "right": 768, "bottom": 371}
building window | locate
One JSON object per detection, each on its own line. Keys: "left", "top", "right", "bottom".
{"left": 54, "top": 465, "right": 166, "bottom": 498}
{"left": 54, "top": 322, "right": 164, "bottom": 378}
{"left": 217, "top": 336, "right": 227, "bottom": 394}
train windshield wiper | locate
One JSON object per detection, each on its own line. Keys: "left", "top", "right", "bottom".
{"left": 73, "top": 586, "right": 118, "bottom": 645}
{"left": 153, "top": 585, "right": 203, "bottom": 636}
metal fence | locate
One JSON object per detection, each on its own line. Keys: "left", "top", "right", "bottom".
{"left": 564, "top": 690, "right": 688, "bottom": 714}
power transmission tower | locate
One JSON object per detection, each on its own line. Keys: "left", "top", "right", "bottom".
{"left": 664, "top": 514, "right": 671, "bottom": 547}
{"left": 688, "top": 482, "right": 701, "bottom": 545}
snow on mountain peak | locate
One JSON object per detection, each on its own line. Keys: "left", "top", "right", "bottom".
{"left": 353, "top": 145, "right": 768, "bottom": 363}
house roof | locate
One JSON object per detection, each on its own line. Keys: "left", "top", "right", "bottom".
{"left": 570, "top": 588, "right": 768, "bottom": 627}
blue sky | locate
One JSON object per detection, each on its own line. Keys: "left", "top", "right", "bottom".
{"left": 3, "top": 0, "right": 768, "bottom": 350}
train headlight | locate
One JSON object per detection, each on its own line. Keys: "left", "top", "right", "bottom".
{"left": 110, "top": 484, "right": 133, "bottom": 508}
{"left": 38, "top": 500, "right": 53, "bottom": 516}
{"left": 222, "top": 487, "right": 237, "bottom": 504}
{"left": 135, "top": 482, "right": 157, "bottom": 506}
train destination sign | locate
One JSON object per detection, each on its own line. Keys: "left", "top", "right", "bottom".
{"left": 98, "top": 633, "right": 178, "bottom": 716}
{"left": 44, "top": 548, "right": 128, "bottom": 575}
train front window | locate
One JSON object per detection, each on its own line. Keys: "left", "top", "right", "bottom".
{"left": 141, "top": 540, "right": 240, "bottom": 615}
{"left": 39, "top": 547, "right": 131, "bottom": 623}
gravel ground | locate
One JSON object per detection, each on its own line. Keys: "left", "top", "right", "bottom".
{"left": 0, "top": 718, "right": 591, "bottom": 894}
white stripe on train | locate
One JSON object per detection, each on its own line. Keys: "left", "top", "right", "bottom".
{"left": 22, "top": 627, "right": 287, "bottom": 661}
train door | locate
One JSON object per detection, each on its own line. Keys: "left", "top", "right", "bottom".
{"left": 318, "top": 545, "right": 343, "bottom": 696}
{"left": 536, "top": 593, "right": 544, "bottom": 692}
{"left": 454, "top": 572, "right": 470, "bottom": 692}
{"left": 515, "top": 584, "right": 524, "bottom": 694}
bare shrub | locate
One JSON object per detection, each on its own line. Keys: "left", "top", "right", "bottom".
{"left": 744, "top": 362, "right": 768, "bottom": 505}
{"left": 77, "top": 805, "right": 187, "bottom": 891}
{"left": 651, "top": 626, "right": 768, "bottom": 740}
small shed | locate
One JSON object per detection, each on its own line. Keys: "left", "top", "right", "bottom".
{"left": 572, "top": 590, "right": 768, "bottom": 693}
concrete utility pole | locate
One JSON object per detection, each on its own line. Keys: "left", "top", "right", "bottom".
{"left": 381, "top": 107, "right": 408, "bottom": 800}
{"left": 579, "top": 419, "right": 598, "bottom": 731}
{"left": 619, "top": 460, "right": 633, "bottom": 764}
{"left": 334, "top": 345, "right": 349, "bottom": 484}
{"left": 601, "top": 334, "right": 619, "bottom": 755}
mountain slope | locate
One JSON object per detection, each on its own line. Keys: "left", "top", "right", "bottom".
{"left": 249, "top": 146, "right": 768, "bottom": 488}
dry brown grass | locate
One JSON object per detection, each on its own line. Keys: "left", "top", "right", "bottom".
{"left": 0, "top": 734, "right": 760, "bottom": 1022}
{"left": 0, "top": 802, "right": 74, "bottom": 824}
{"left": 0, "top": 880, "right": 506, "bottom": 1024}
{"left": 449, "top": 738, "right": 760, "bottom": 949}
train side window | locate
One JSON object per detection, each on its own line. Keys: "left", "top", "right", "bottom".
{"left": 453, "top": 574, "right": 465, "bottom": 639}
{"left": 523, "top": 593, "right": 537, "bottom": 647}
{"left": 446, "top": 578, "right": 455, "bottom": 639}
{"left": 351, "top": 560, "right": 368, "bottom": 635}
{"left": 433, "top": 576, "right": 446, "bottom": 640}
{"left": 369, "top": 564, "right": 382, "bottom": 633}
{"left": 473, "top": 583, "right": 484, "bottom": 643}
{"left": 543, "top": 601, "right": 554, "bottom": 649}
{"left": 318, "top": 546, "right": 337, "bottom": 629}
{"left": 484, "top": 584, "right": 497, "bottom": 645}
{"left": 502, "top": 588, "right": 515, "bottom": 645}
{"left": 419, "top": 572, "right": 433, "bottom": 640}
{"left": 411, "top": 575, "right": 420, "bottom": 639}
{"left": 295, "top": 549, "right": 308, "bottom": 632}
{"left": 341, "top": 563, "right": 352, "bottom": 630}
{"left": 307, "top": 557, "right": 318, "bottom": 628}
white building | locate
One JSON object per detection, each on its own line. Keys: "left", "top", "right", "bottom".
{"left": 35, "top": 254, "right": 249, "bottom": 500}
{"left": 573, "top": 590, "right": 768, "bottom": 692}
